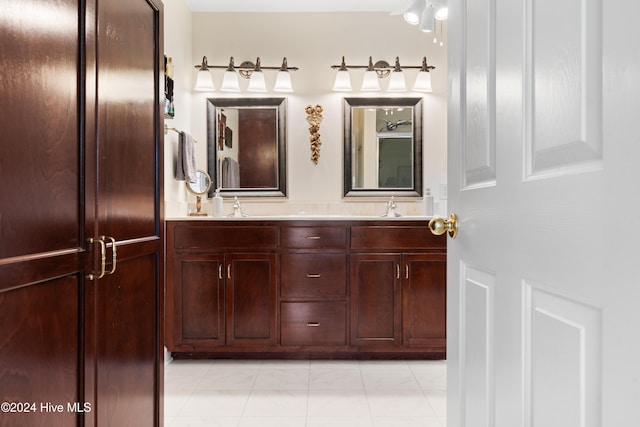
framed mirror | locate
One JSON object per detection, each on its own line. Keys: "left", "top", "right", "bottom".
{"left": 206, "top": 98, "right": 287, "bottom": 198}
{"left": 343, "top": 97, "right": 423, "bottom": 197}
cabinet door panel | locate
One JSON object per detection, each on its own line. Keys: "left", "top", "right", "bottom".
{"left": 350, "top": 253, "right": 402, "bottom": 346}
{"left": 403, "top": 254, "right": 447, "bottom": 348}
{"left": 227, "top": 253, "right": 277, "bottom": 346}
{"left": 181, "top": 257, "right": 224, "bottom": 343}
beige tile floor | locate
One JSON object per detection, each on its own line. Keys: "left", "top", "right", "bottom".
{"left": 164, "top": 359, "right": 447, "bottom": 427}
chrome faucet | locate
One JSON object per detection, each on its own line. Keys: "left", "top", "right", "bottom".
{"left": 380, "top": 196, "right": 401, "bottom": 217}
{"left": 228, "top": 196, "right": 248, "bottom": 217}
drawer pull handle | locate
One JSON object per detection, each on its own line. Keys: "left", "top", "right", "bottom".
{"left": 306, "top": 322, "right": 321, "bottom": 327}
{"left": 306, "top": 273, "right": 322, "bottom": 278}
{"left": 306, "top": 236, "right": 321, "bottom": 240}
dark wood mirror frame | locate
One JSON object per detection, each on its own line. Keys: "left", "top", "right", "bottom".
{"left": 206, "top": 97, "right": 287, "bottom": 198}
{"left": 343, "top": 97, "right": 423, "bottom": 197}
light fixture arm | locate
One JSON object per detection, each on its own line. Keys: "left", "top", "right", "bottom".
{"left": 194, "top": 56, "right": 298, "bottom": 79}
{"left": 330, "top": 56, "right": 436, "bottom": 76}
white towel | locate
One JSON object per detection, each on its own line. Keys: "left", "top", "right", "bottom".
{"left": 176, "top": 131, "right": 197, "bottom": 183}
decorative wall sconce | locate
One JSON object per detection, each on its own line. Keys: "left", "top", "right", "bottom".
{"left": 330, "top": 56, "right": 435, "bottom": 93}
{"left": 305, "top": 105, "right": 323, "bottom": 165}
{"left": 194, "top": 56, "right": 299, "bottom": 93}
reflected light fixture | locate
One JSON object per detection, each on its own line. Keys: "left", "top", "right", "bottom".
{"left": 361, "top": 57, "right": 381, "bottom": 92}
{"left": 220, "top": 57, "right": 240, "bottom": 92}
{"left": 194, "top": 56, "right": 215, "bottom": 91}
{"left": 273, "top": 58, "right": 294, "bottom": 92}
{"left": 403, "top": 0, "right": 426, "bottom": 25}
{"left": 387, "top": 57, "right": 407, "bottom": 92}
{"left": 332, "top": 56, "right": 352, "bottom": 91}
{"left": 412, "top": 57, "right": 434, "bottom": 92}
{"left": 247, "top": 57, "right": 267, "bottom": 92}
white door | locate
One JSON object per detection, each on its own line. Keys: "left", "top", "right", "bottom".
{"left": 445, "top": 0, "right": 640, "bottom": 426}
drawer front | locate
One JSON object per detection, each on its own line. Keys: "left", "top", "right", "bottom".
{"left": 350, "top": 225, "right": 445, "bottom": 250}
{"left": 281, "top": 302, "right": 347, "bottom": 346}
{"left": 280, "top": 226, "right": 347, "bottom": 249}
{"left": 173, "top": 225, "right": 277, "bottom": 250}
{"left": 280, "top": 254, "right": 347, "bottom": 298}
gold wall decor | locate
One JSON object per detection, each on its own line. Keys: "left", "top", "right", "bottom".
{"left": 305, "top": 104, "right": 323, "bottom": 164}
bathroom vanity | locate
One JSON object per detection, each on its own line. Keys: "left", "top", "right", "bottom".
{"left": 165, "top": 218, "right": 446, "bottom": 359}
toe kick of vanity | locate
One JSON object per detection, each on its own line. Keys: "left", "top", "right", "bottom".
{"left": 165, "top": 219, "right": 446, "bottom": 359}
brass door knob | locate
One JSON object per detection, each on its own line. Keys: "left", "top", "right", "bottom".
{"left": 428, "top": 213, "right": 459, "bottom": 239}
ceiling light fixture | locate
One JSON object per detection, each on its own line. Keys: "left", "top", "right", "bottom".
{"left": 403, "top": 0, "right": 426, "bottom": 25}
{"left": 193, "top": 56, "right": 298, "bottom": 92}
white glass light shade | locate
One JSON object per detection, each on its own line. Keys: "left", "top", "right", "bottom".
{"left": 194, "top": 70, "right": 214, "bottom": 91}
{"left": 361, "top": 70, "right": 381, "bottom": 91}
{"left": 413, "top": 71, "right": 433, "bottom": 92}
{"left": 273, "top": 71, "right": 294, "bottom": 92}
{"left": 332, "top": 70, "right": 352, "bottom": 91}
{"left": 420, "top": 5, "right": 435, "bottom": 32}
{"left": 220, "top": 70, "right": 240, "bottom": 92}
{"left": 247, "top": 71, "right": 267, "bottom": 92}
{"left": 435, "top": 6, "right": 448, "bottom": 20}
{"left": 403, "top": 0, "right": 425, "bottom": 25}
{"left": 387, "top": 71, "right": 407, "bottom": 92}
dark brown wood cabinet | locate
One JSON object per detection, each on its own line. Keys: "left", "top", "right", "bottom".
{"left": 166, "top": 220, "right": 445, "bottom": 359}
{"left": 166, "top": 224, "right": 278, "bottom": 353}
{"left": 0, "top": 0, "right": 164, "bottom": 425}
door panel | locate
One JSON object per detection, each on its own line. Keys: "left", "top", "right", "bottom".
{"left": 97, "top": 0, "right": 159, "bottom": 241}
{"left": 0, "top": 277, "right": 80, "bottom": 427}
{"left": 449, "top": 0, "right": 637, "bottom": 425}
{"left": 96, "top": 253, "right": 158, "bottom": 427}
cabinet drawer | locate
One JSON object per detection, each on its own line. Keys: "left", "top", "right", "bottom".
{"left": 350, "top": 226, "right": 445, "bottom": 250}
{"left": 281, "top": 302, "right": 347, "bottom": 346}
{"left": 173, "top": 225, "right": 277, "bottom": 250}
{"left": 281, "top": 254, "right": 347, "bottom": 298}
{"left": 280, "top": 226, "right": 347, "bottom": 249}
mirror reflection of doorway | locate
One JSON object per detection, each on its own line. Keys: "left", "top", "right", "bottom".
{"left": 377, "top": 134, "right": 413, "bottom": 188}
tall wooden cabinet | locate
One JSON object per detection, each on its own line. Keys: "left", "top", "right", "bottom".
{"left": 0, "top": 0, "right": 164, "bottom": 426}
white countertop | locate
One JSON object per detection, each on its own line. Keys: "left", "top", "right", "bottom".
{"left": 165, "top": 215, "right": 433, "bottom": 221}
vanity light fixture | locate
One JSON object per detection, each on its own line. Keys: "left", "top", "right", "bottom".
{"left": 412, "top": 57, "right": 434, "bottom": 92}
{"left": 332, "top": 56, "right": 353, "bottom": 92}
{"left": 273, "top": 58, "right": 294, "bottom": 92}
{"left": 387, "top": 57, "right": 407, "bottom": 92}
{"left": 194, "top": 56, "right": 298, "bottom": 92}
{"left": 361, "top": 57, "right": 381, "bottom": 92}
{"left": 194, "top": 56, "right": 215, "bottom": 92}
{"left": 247, "top": 58, "right": 267, "bottom": 92}
{"left": 220, "top": 57, "right": 241, "bottom": 92}
{"left": 331, "top": 56, "right": 435, "bottom": 93}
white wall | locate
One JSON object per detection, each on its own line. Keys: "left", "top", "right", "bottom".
{"left": 163, "top": 0, "right": 194, "bottom": 215}
{"left": 167, "top": 10, "right": 448, "bottom": 216}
